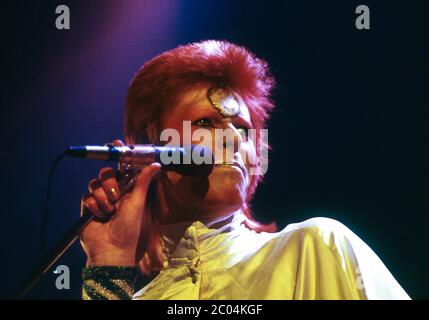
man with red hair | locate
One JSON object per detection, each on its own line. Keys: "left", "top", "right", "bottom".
{"left": 80, "top": 40, "right": 410, "bottom": 299}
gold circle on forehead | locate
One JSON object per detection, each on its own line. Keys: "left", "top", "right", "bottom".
{"left": 207, "top": 86, "right": 241, "bottom": 118}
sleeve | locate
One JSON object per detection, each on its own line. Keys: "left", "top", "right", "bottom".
{"left": 82, "top": 266, "right": 137, "bottom": 300}
{"left": 296, "top": 217, "right": 411, "bottom": 300}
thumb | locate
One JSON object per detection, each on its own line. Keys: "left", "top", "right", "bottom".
{"left": 128, "top": 162, "right": 162, "bottom": 208}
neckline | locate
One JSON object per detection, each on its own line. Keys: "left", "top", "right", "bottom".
{"left": 159, "top": 210, "right": 247, "bottom": 252}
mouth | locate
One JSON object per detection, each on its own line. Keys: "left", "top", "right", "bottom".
{"left": 214, "top": 161, "right": 247, "bottom": 176}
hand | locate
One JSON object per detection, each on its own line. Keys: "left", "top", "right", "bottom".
{"left": 80, "top": 140, "right": 161, "bottom": 266}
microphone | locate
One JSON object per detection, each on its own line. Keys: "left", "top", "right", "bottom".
{"left": 66, "top": 144, "right": 214, "bottom": 177}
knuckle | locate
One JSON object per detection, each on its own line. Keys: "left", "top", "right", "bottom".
{"left": 104, "top": 184, "right": 120, "bottom": 200}
{"left": 83, "top": 194, "right": 94, "bottom": 206}
{"left": 82, "top": 195, "right": 109, "bottom": 219}
{"left": 84, "top": 197, "right": 99, "bottom": 213}
{"left": 112, "top": 139, "right": 124, "bottom": 146}
{"left": 88, "top": 178, "right": 102, "bottom": 191}
{"left": 99, "top": 167, "right": 116, "bottom": 181}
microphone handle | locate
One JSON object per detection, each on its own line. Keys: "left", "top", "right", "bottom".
{"left": 15, "top": 167, "right": 140, "bottom": 299}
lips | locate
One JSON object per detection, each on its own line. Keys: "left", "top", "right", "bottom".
{"left": 214, "top": 161, "right": 247, "bottom": 176}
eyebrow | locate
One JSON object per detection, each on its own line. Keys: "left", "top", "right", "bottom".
{"left": 189, "top": 104, "right": 220, "bottom": 119}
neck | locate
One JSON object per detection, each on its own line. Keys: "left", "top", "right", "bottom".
{"left": 155, "top": 176, "right": 241, "bottom": 225}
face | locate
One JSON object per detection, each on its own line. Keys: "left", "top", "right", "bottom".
{"left": 155, "top": 84, "right": 257, "bottom": 224}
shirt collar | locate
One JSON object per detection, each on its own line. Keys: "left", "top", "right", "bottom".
{"left": 159, "top": 210, "right": 247, "bottom": 256}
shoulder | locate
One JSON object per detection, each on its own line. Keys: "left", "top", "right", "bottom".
{"left": 268, "top": 216, "right": 369, "bottom": 272}
{"left": 240, "top": 215, "right": 372, "bottom": 268}
{"left": 282, "top": 216, "right": 350, "bottom": 234}
{"left": 241, "top": 216, "right": 356, "bottom": 254}
{"left": 275, "top": 216, "right": 357, "bottom": 252}
{"left": 241, "top": 216, "right": 358, "bottom": 268}
{"left": 270, "top": 217, "right": 410, "bottom": 299}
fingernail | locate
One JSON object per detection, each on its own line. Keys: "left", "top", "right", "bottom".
{"left": 110, "top": 187, "right": 119, "bottom": 199}
{"left": 152, "top": 162, "right": 162, "bottom": 170}
{"left": 101, "top": 169, "right": 115, "bottom": 181}
{"left": 89, "top": 179, "right": 102, "bottom": 190}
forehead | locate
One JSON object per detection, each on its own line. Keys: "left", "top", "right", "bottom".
{"left": 162, "top": 84, "right": 252, "bottom": 126}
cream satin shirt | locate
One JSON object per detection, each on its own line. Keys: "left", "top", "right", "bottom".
{"left": 133, "top": 211, "right": 410, "bottom": 300}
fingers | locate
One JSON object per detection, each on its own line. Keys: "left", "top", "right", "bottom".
{"left": 112, "top": 140, "right": 125, "bottom": 147}
{"left": 91, "top": 182, "right": 115, "bottom": 213}
{"left": 128, "top": 162, "right": 162, "bottom": 209}
{"left": 82, "top": 194, "right": 105, "bottom": 219}
{"left": 82, "top": 139, "right": 161, "bottom": 222}
{"left": 99, "top": 167, "right": 120, "bottom": 202}
{"left": 83, "top": 166, "right": 120, "bottom": 219}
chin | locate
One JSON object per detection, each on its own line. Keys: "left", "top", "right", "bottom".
{"left": 201, "top": 175, "right": 247, "bottom": 212}
{"left": 205, "top": 188, "right": 244, "bottom": 208}
{"left": 162, "top": 167, "right": 248, "bottom": 217}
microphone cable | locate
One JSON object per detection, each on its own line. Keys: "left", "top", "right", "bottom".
{"left": 40, "top": 150, "right": 67, "bottom": 261}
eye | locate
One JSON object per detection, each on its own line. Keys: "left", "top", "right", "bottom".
{"left": 192, "top": 118, "right": 213, "bottom": 127}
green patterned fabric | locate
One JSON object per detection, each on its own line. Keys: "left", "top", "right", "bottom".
{"left": 82, "top": 266, "right": 137, "bottom": 300}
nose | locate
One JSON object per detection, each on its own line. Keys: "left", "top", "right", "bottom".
{"left": 223, "top": 123, "right": 243, "bottom": 154}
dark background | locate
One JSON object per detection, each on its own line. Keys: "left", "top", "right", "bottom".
{"left": 0, "top": 0, "right": 428, "bottom": 299}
